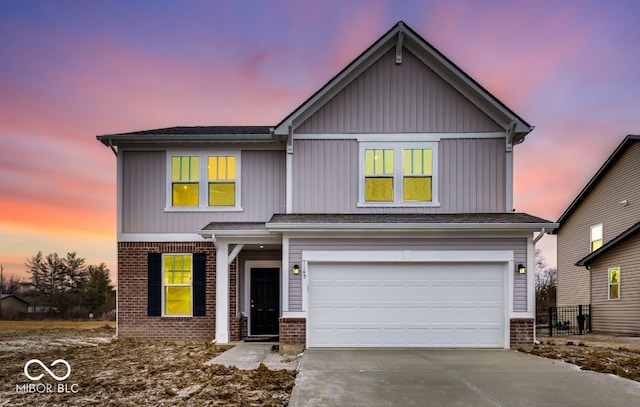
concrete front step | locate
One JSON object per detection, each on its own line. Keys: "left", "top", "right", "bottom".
{"left": 205, "top": 342, "right": 274, "bottom": 369}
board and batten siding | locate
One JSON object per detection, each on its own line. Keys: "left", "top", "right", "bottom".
{"left": 296, "top": 47, "right": 502, "bottom": 134}
{"left": 589, "top": 232, "right": 640, "bottom": 336}
{"left": 287, "top": 237, "right": 528, "bottom": 312}
{"left": 292, "top": 138, "right": 505, "bottom": 213}
{"left": 557, "top": 142, "right": 640, "bottom": 307}
{"left": 121, "top": 150, "right": 286, "bottom": 233}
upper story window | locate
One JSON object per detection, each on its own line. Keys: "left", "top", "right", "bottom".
{"left": 364, "top": 149, "right": 394, "bottom": 201}
{"left": 608, "top": 267, "right": 620, "bottom": 300}
{"left": 359, "top": 142, "right": 439, "bottom": 207}
{"left": 590, "top": 224, "right": 603, "bottom": 252}
{"left": 167, "top": 152, "right": 241, "bottom": 211}
{"left": 208, "top": 156, "right": 236, "bottom": 206}
{"left": 171, "top": 156, "right": 200, "bottom": 206}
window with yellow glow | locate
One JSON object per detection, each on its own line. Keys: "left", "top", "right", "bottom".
{"left": 168, "top": 152, "right": 240, "bottom": 209}
{"left": 590, "top": 224, "right": 603, "bottom": 252}
{"left": 608, "top": 267, "right": 620, "bottom": 300}
{"left": 163, "top": 254, "right": 192, "bottom": 315}
{"left": 360, "top": 144, "right": 437, "bottom": 205}
{"left": 208, "top": 156, "right": 236, "bottom": 206}
{"left": 364, "top": 149, "right": 394, "bottom": 202}
{"left": 403, "top": 149, "right": 432, "bottom": 202}
{"left": 171, "top": 156, "right": 200, "bottom": 206}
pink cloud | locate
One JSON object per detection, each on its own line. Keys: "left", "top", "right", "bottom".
{"left": 514, "top": 118, "right": 628, "bottom": 220}
{"left": 0, "top": 197, "right": 114, "bottom": 238}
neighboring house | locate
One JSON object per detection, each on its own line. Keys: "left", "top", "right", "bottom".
{"left": 97, "top": 21, "right": 555, "bottom": 352}
{"left": 0, "top": 294, "right": 29, "bottom": 319}
{"left": 553, "top": 135, "right": 640, "bottom": 335}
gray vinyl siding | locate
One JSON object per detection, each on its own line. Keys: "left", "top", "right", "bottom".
{"left": 589, "top": 232, "right": 640, "bottom": 336}
{"left": 287, "top": 237, "right": 527, "bottom": 312}
{"left": 296, "top": 48, "right": 502, "bottom": 134}
{"left": 292, "top": 138, "right": 505, "bottom": 213}
{"left": 121, "top": 150, "right": 286, "bottom": 233}
{"left": 557, "top": 142, "right": 640, "bottom": 306}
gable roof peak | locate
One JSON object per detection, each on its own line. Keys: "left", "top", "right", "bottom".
{"left": 273, "top": 20, "right": 532, "bottom": 141}
{"left": 553, "top": 134, "right": 640, "bottom": 230}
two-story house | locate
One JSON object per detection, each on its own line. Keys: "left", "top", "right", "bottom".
{"left": 553, "top": 135, "right": 640, "bottom": 336}
{"left": 98, "top": 21, "right": 556, "bottom": 353}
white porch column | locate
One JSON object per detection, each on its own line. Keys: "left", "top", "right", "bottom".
{"left": 215, "top": 242, "right": 230, "bottom": 343}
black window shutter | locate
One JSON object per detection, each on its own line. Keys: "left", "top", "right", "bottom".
{"left": 147, "top": 253, "right": 162, "bottom": 316}
{"left": 193, "top": 253, "right": 207, "bottom": 316}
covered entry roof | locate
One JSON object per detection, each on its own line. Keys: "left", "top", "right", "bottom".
{"left": 266, "top": 213, "right": 557, "bottom": 231}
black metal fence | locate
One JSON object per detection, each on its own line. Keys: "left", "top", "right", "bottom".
{"left": 536, "top": 305, "right": 591, "bottom": 337}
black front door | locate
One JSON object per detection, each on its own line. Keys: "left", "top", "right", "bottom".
{"left": 250, "top": 268, "right": 280, "bottom": 335}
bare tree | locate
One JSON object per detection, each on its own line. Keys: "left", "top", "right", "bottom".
{"left": 25, "top": 251, "right": 44, "bottom": 295}
{"left": 1, "top": 270, "right": 22, "bottom": 294}
{"left": 0, "top": 264, "right": 3, "bottom": 319}
{"left": 1, "top": 265, "right": 24, "bottom": 319}
{"left": 535, "top": 250, "right": 557, "bottom": 308}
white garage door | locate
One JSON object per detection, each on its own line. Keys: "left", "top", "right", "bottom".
{"left": 308, "top": 262, "right": 506, "bottom": 348}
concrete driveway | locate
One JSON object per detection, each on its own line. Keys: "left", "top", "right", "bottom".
{"left": 289, "top": 349, "right": 640, "bottom": 406}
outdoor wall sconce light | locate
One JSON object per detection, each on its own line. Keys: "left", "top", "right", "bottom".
{"left": 517, "top": 264, "right": 526, "bottom": 274}
{"left": 292, "top": 264, "right": 300, "bottom": 275}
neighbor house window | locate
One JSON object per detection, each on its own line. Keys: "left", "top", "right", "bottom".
{"left": 163, "top": 254, "right": 192, "bottom": 316}
{"left": 167, "top": 152, "right": 241, "bottom": 210}
{"left": 590, "top": 224, "right": 603, "bottom": 252}
{"left": 608, "top": 267, "right": 620, "bottom": 300}
{"left": 359, "top": 142, "right": 438, "bottom": 206}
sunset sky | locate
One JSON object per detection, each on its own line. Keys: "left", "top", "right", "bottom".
{"left": 1, "top": 1, "right": 639, "bottom": 283}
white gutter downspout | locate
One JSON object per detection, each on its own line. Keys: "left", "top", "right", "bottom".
{"left": 286, "top": 122, "right": 293, "bottom": 214}
{"left": 533, "top": 228, "right": 547, "bottom": 245}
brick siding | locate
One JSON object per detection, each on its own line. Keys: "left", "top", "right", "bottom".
{"left": 510, "top": 318, "right": 534, "bottom": 346}
{"left": 117, "top": 242, "right": 237, "bottom": 341}
{"left": 279, "top": 317, "right": 306, "bottom": 354}
{"left": 229, "top": 261, "right": 239, "bottom": 341}
{"left": 239, "top": 315, "right": 248, "bottom": 340}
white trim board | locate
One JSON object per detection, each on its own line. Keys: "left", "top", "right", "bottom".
{"left": 281, "top": 236, "right": 290, "bottom": 312}
{"left": 243, "top": 260, "right": 282, "bottom": 337}
{"left": 302, "top": 250, "right": 513, "bottom": 263}
{"left": 268, "top": 223, "right": 559, "bottom": 232}
{"left": 282, "top": 230, "right": 534, "bottom": 240}
{"left": 293, "top": 132, "right": 505, "bottom": 141}
{"left": 118, "top": 233, "right": 206, "bottom": 242}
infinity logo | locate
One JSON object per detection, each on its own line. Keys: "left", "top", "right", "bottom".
{"left": 24, "top": 359, "right": 71, "bottom": 381}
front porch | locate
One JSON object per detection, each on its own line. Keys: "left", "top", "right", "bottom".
{"left": 201, "top": 222, "right": 286, "bottom": 345}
